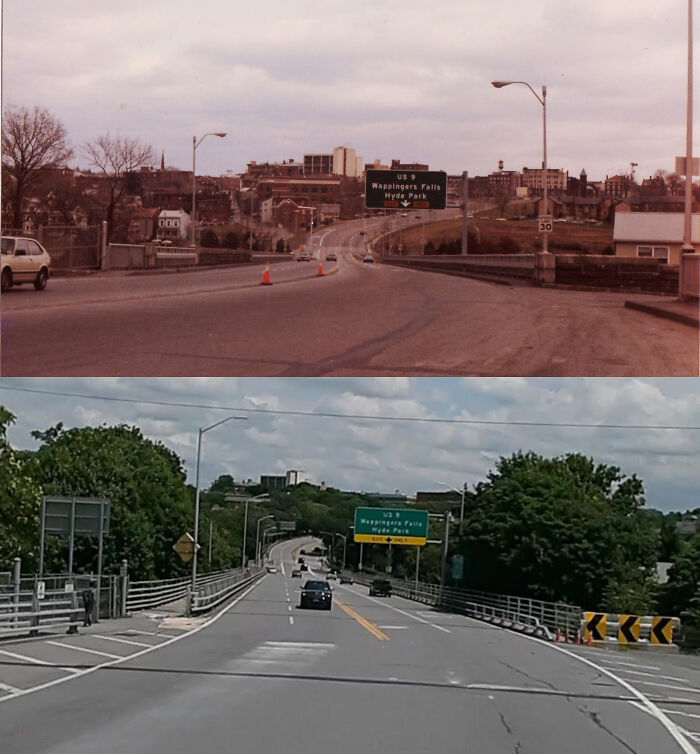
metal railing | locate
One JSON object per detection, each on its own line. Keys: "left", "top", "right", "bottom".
{"left": 190, "top": 567, "right": 265, "bottom": 614}
{"left": 0, "top": 588, "right": 81, "bottom": 638}
{"left": 349, "top": 573, "right": 580, "bottom": 640}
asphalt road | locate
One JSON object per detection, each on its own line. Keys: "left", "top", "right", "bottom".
{"left": 2, "top": 216, "right": 696, "bottom": 376}
{"left": 0, "top": 539, "right": 696, "bottom": 754}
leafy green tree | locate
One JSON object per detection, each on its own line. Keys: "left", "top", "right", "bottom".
{"left": 457, "top": 451, "right": 657, "bottom": 610}
{"left": 658, "top": 533, "right": 700, "bottom": 620}
{"left": 0, "top": 407, "right": 43, "bottom": 569}
{"left": 23, "top": 423, "right": 193, "bottom": 580}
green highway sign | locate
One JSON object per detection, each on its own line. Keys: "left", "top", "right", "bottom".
{"left": 354, "top": 507, "right": 429, "bottom": 546}
{"left": 365, "top": 170, "right": 447, "bottom": 210}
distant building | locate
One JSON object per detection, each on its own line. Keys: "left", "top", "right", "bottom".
{"left": 522, "top": 167, "right": 568, "bottom": 193}
{"left": 259, "top": 469, "right": 302, "bottom": 490}
{"left": 612, "top": 211, "right": 700, "bottom": 264}
{"left": 390, "top": 159, "right": 429, "bottom": 171}
{"left": 157, "top": 209, "right": 191, "bottom": 241}
{"left": 604, "top": 174, "right": 631, "bottom": 198}
{"left": 364, "top": 492, "right": 409, "bottom": 505}
{"left": 304, "top": 153, "right": 334, "bottom": 175}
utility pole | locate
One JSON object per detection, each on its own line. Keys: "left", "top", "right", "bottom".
{"left": 461, "top": 170, "right": 469, "bottom": 255}
{"left": 439, "top": 512, "right": 450, "bottom": 604}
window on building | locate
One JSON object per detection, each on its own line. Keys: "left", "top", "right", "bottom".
{"left": 637, "top": 246, "right": 669, "bottom": 262}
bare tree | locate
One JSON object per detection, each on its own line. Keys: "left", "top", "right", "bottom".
{"left": 82, "top": 133, "right": 153, "bottom": 240}
{"left": 1, "top": 105, "right": 73, "bottom": 229}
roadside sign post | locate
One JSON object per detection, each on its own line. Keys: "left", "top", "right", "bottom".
{"left": 538, "top": 214, "right": 553, "bottom": 233}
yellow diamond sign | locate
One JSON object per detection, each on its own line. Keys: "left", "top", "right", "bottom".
{"left": 173, "top": 532, "right": 198, "bottom": 563}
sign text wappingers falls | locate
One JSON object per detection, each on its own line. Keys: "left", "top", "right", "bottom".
{"left": 370, "top": 181, "right": 443, "bottom": 201}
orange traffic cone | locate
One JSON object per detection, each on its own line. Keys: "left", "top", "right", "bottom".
{"left": 317, "top": 260, "right": 324, "bottom": 276}
{"left": 586, "top": 633, "right": 593, "bottom": 646}
{"left": 261, "top": 262, "right": 271, "bottom": 285}
{"left": 555, "top": 630, "right": 562, "bottom": 643}
{"left": 575, "top": 634, "right": 582, "bottom": 645}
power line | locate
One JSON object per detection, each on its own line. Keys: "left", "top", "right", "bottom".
{"left": 0, "top": 384, "right": 698, "bottom": 431}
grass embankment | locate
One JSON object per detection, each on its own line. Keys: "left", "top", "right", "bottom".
{"left": 380, "top": 212, "right": 614, "bottom": 255}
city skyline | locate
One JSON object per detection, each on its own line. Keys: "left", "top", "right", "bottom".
{"left": 3, "top": 1, "right": 692, "bottom": 181}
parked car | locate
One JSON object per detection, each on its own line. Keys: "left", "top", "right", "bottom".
{"left": 299, "top": 580, "right": 333, "bottom": 610}
{"left": 298, "top": 557, "right": 305, "bottom": 564}
{"left": 325, "top": 251, "right": 337, "bottom": 261}
{"left": 369, "top": 578, "right": 392, "bottom": 597}
{"left": 339, "top": 574, "right": 353, "bottom": 584}
{"left": 363, "top": 254, "right": 374, "bottom": 264}
{"left": 291, "top": 569, "right": 302, "bottom": 578}
{"left": 1, "top": 236, "right": 51, "bottom": 292}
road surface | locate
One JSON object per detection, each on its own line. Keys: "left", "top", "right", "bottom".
{"left": 1, "top": 217, "right": 697, "bottom": 375}
{"left": 0, "top": 539, "right": 697, "bottom": 753}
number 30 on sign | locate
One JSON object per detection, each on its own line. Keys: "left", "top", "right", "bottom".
{"left": 538, "top": 214, "right": 553, "bottom": 232}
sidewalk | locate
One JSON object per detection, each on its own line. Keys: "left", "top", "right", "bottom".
{"left": 624, "top": 296, "right": 699, "bottom": 329}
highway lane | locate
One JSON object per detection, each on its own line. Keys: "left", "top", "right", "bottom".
{"left": 2, "top": 216, "right": 696, "bottom": 375}
{"left": 0, "top": 540, "right": 695, "bottom": 753}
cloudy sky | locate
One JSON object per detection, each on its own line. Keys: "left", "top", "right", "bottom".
{"left": 2, "top": 2, "right": 693, "bottom": 182}
{"left": 0, "top": 377, "right": 698, "bottom": 514}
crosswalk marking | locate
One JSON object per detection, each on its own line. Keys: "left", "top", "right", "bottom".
{"left": 47, "top": 641, "right": 121, "bottom": 660}
{"left": 92, "top": 634, "right": 153, "bottom": 648}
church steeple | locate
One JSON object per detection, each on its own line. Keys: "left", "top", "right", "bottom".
{"left": 160, "top": 150, "right": 165, "bottom": 170}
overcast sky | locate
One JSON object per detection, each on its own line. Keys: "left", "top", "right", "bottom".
{"left": 2, "top": 1, "right": 694, "bottom": 182}
{"left": 0, "top": 377, "right": 698, "bottom": 514}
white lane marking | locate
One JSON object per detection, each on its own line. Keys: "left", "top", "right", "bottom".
{"left": 91, "top": 635, "right": 153, "bottom": 648}
{"left": 631, "top": 680, "right": 700, "bottom": 695}
{"left": 600, "top": 658, "right": 661, "bottom": 671}
{"left": 266, "top": 642, "right": 335, "bottom": 648}
{"left": 665, "top": 709, "right": 700, "bottom": 722}
{"left": 0, "top": 647, "right": 80, "bottom": 674}
{"left": 338, "top": 583, "right": 451, "bottom": 633}
{"left": 289, "top": 617, "right": 294, "bottom": 625}
{"left": 0, "top": 680, "right": 21, "bottom": 694}
{"left": 378, "top": 625, "right": 408, "bottom": 630}
{"left": 511, "top": 633, "right": 696, "bottom": 753}
{"left": 46, "top": 641, "right": 122, "bottom": 660}
{"left": 629, "top": 702, "right": 700, "bottom": 746}
{"left": 0, "top": 569, "right": 268, "bottom": 706}
{"left": 598, "top": 666, "right": 694, "bottom": 684}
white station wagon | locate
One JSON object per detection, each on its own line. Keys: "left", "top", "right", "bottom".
{"left": 1, "top": 236, "right": 52, "bottom": 292}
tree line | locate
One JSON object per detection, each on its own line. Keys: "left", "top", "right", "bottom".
{"left": 1, "top": 407, "right": 698, "bottom": 625}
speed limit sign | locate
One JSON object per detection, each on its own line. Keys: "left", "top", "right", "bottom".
{"left": 538, "top": 214, "right": 553, "bottom": 233}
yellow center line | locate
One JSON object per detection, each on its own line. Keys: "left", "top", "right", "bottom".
{"left": 335, "top": 598, "right": 389, "bottom": 640}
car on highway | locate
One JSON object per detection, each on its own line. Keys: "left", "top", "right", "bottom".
{"left": 369, "top": 578, "right": 392, "bottom": 597}
{"left": 339, "top": 573, "right": 353, "bottom": 584}
{"left": 298, "top": 556, "right": 305, "bottom": 564}
{"left": 1, "top": 236, "right": 51, "bottom": 292}
{"left": 400, "top": 212, "right": 408, "bottom": 217}
{"left": 300, "top": 562, "right": 308, "bottom": 571}
{"left": 299, "top": 580, "right": 333, "bottom": 610}
{"left": 325, "top": 251, "right": 337, "bottom": 261}
{"left": 296, "top": 250, "right": 310, "bottom": 261}
{"left": 363, "top": 254, "right": 374, "bottom": 263}
{"left": 359, "top": 231, "right": 365, "bottom": 235}
{"left": 327, "top": 570, "right": 338, "bottom": 580}
{"left": 291, "top": 568, "right": 302, "bottom": 578}
{"left": 266, "top": 564, "right": 278, "bottom": 573}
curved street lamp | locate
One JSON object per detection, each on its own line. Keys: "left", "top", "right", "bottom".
{"left": 192, "top": 132, "right": 227, "bottom": 244}
{"left": 491, "top": 81, "right": 549, "bottom": 253}
{"left": 255, "top": 515, "right": 274, "bottom": 566}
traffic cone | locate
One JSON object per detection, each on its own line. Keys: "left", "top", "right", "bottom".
{"left": 555, "top": 630, "right": 562, "bottom": 643}
{"left": 261, "top": 262, "right": 272, "bottom": 285}
{"left": 317, "top": 260, "right": 324, "bottom": 276}
{"left": 575, "top": 634, "right": 582, "bottom": 645}
{"left": 586, "top": 633, "right": 593, "bottom": 646}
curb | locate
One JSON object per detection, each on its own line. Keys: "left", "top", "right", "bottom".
{"left": 624, "top": 300, "right": 699, "bottom": 329}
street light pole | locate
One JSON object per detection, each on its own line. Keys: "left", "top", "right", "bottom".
{"left": 436, "top": 481, "right": 467, "bottom": 535}
{"left": 491, "top": 81, "right": 548, "bottom": 253}
{"left": 192, "top": 414, "right": 247, "bottom": 590}
{"left": 192, "top": 132, "right": 227, "bottom": 245}
{"left": 683, "top": 0, "right": 695, "bottom": 257}
{"left": 255, "top": 515, "right": 274, "bottom": 566}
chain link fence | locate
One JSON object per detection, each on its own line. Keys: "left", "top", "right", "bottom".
{"left": 2, "top": 225, "right": 102, "bottom": 270}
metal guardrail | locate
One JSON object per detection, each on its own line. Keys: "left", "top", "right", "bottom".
{"left": 349, "top": 573, "right": 579, "bottom": 640}
{"left": 0, "top": 589, "right": 81, "bottom": 638}
{"left": 190, "top": 567, "right": 265, "bottom": 614}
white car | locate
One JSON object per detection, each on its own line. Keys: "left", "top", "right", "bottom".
{"left": 266, "top": 564, "right": 278, "bottom": 573}
{"left": 1, "top": 236, "right": 51, "bottom": 291}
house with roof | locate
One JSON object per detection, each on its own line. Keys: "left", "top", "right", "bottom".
{"left": 613, "top": 211, "right": 700, "bottom": 265}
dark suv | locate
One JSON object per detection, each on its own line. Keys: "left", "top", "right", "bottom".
{"left": 299, "top": 580, "right": 332, "bottom": 610}
{"left": 369, "top": 578, "right": 392, "bottom": 597}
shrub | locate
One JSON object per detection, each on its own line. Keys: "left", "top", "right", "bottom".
{"left": 200, "top": 229, "right": 219, "bottom": 248}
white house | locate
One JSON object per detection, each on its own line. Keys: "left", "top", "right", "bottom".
{"left": 157, "top": 209, "right": 191, "bottom": 241}
{"left": 613, "top": 211, "right": 700, "bottom": 265}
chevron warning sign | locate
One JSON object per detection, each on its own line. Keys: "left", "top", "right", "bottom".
{"left": 651, "top": 616, "right": 675, "bottom": 645}
{"left": 583, "top": 612, "right": 607, "bottom": 642}
{"left": 618, "top": 614, "right": 640, "bottom": 644}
